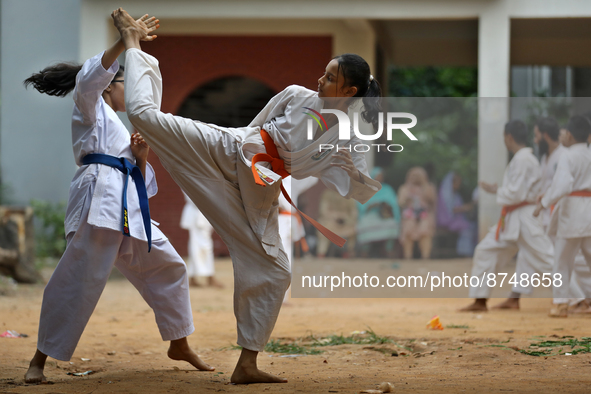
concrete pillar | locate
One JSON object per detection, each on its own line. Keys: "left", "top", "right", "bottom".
{"left": 477, "top": 3, "right": 510, "bottom": 239}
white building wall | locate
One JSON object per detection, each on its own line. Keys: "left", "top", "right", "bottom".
{"left": 1, "top": 0, "right": 80, "bottom": 205}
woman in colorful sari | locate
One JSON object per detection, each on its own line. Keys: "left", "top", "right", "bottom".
{"left": 356, "top": 167, "right": 401, "bottom": 258}
{"left": 436, "top": 171, "right": 477, "bottom": 256}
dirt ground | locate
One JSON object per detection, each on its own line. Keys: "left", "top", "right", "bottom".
{"left": 2, "top": 258, "right": 591, "bottom": 394}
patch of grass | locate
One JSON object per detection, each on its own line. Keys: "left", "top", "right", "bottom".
{"left": 446, "top": 325, "right": 469, "bottom": 329}
{"left": 217, "top": 329, "right": 408, "bottom": 355}
{"left": 504, "top": 336, "right": 591, "bottom": 357}
{"left": 264, "top": 339, "right": 323, "bottom": 355}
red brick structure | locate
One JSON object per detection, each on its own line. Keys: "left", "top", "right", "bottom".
{"left": 142, "top": 35, "right": 332, "bottom": 256}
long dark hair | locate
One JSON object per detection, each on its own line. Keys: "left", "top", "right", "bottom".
{"left": 333, "top": 53, "right": 382, "bottom": 130}
{"left": 24, "top": 63, "right": 124, "bottom": 97}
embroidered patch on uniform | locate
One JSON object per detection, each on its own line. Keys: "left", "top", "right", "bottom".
{"left": 256, "top": 168, "right": 275, "bottom": 185}
{"left": 123, "top": 209, "right": 130, "bottom": 235}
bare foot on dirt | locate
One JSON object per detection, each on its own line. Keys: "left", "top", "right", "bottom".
{"left": 458, "top": 298, "right": 488, "bottom": 312}
{"left": 231, "top": 348, "right": 287, "bottom": 384}
{"left": 189, "top": 277, "right": 202, "bottom": 287}
{"left": 24, "top": 350, "right": 47, "bottom": 384}
{"left": 231, "top": 366, "right": 288, "bottom": 384}
{"left": 207, "top": 276, "right": 225, "bottom": 289}
{"left": 570, "top": 300, "right": 591, "bottom": 314}
{"left": 168, "top": 338, "right": 214, "bottom": 371}
{"left": 24, "top": 365, "right": 46, "bottom": 384}
{"left": 492, "top": 298, "right": 520, "bottom": 310}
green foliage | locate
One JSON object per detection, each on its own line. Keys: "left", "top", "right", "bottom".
{"left": 389, "top": 66, "right": 478, "bottom": 98}
{"left": 384, "top": 97, "right": 478, "bottom": 200}
{"left": 30, "top": 199, "right": 66, "bottom": 258}
{"left": 491, "top": 336, "right": 591, "bottom": 357}
{"left": 264, "top": 339, "right": 324, "bottom": 355}
{"left": 385, "top": 66, "right": 479, "bottom": 199}
{"left": 219, "top": 329, "right": 403, "bottom": 355}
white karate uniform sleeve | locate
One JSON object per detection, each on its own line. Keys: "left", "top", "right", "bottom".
{"left": 496, "top": 148, "right": 540, "bottom": 206}
{"left": 541, "top": 152, "right": 574, "bottom": 209}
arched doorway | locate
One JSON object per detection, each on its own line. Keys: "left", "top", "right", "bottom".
{"left": 177, "top": 76, "right": 276, "bottom": 127}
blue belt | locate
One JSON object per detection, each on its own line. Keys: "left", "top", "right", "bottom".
{"left": 82, "top": 153, "right": 152, "bottom": 252}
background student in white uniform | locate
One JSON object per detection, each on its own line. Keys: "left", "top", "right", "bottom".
{"left": 460, "top": 120, "right": 554, "bottom": 312}
{"left": 111, "top": 8, "right": 381, "bottom": 384}
{"left": 532, "top": 117, "right": 591, "bottom": 314}
{"left": 535, "top": 115, "right": 591, "bottom": 317}
{"left": 180, "top": 193, "right": 224, "bottom": 288}
{"left": 23, "top": 17, "right": 213, "bottom": 384}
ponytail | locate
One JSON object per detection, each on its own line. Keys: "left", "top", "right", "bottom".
{"left": 24, "top": 62, "right": 124, "bottom": 98}
{"left": 333, "top": 53, "right": 383, "bottom": 130}
{"left": 24, "top": 62, "right": 82, "bottom": 97}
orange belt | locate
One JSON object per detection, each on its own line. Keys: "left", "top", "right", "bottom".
{"left": 550, "top": 190, "right": 591, "bottom": 214}
{"left": 569, "top": 190, "right": 591, "bottom": 197}
{"left": 278, "top": 209, "right": 310, "bottom": 252}
{"left": 495, "top": 201, "right": 531, "bottom": 241}
{"left": 251, "top": 130, "right": 346, "bottom": 248}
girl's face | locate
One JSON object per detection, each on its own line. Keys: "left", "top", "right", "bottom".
{"left": 317, "top": 59, "right": 357, "bottom": 99}
{"left": 104, "top": 72, "right": 126, "bottom": 112}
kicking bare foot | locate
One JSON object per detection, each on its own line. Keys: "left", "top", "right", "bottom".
{"left": 491, "top": 298, "right": 520, "bottom": 310}
{"left": 231, "top": 348, "right": 287, "bottom": 384}
{"left": 111, "top": 8, "right": 159, "bottom": 49}
{"left": 458, "top": 298, "right": 488, "bottom": 312}
{"left": 168, "top": 338, "right": 214, "bottom": 371}
{"left": 24, "top": 349, "right": 48, "bottom": 384}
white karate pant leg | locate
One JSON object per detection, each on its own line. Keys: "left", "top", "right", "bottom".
{"left": 568, "top": 252, "right": 591, "bottom": 302}
{"left": 553, "top": 237, "right": 591, "bottom": 304}
{"left": 187, "top": 228, "right": 214, "bottom": 277}
{"left": 278, "top": 215, "right": 292, "bottom": 303}
{"left": 171, "top": 170, "right": 290, "bottom": 351}
{"left": 468, "top": 228, "right": 518, "bottom": 299}
{"left": 37, "top": 194, "right": 194, "bottom": 361}
{"left": 124, "top": 48, "right": 291, "bottom": 352}
{"left": 509, "top": 225, "right": 554, "bottom": 295}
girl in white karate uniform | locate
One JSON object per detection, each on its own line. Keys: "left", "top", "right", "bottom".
{"left": 112, "top": 8, "right": 381, "bottom": 384}
{"left": 23, "top": 16, "right": 212, "bottom": 384}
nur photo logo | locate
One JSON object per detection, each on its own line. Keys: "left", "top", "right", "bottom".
{"left": 303, "top": 108, "right": 418, "bottom": 153}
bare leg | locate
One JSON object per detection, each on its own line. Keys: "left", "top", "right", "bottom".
{"left": 459, "top": 298, "right": 488, "bottom": 312}
{"left": 418, "top": 236, "right": 433, "bottom": 259}
{"left": 231, "top": 348, "right": 287, "bottom": 384}
{"left": 24, "top": 349, "right": 47, "bottom": 383}
{"left": 167, "top": 337, "right": 215, "bottom": 371}
{"left": 402, "top": 239, "right": 414, "bottom": 259}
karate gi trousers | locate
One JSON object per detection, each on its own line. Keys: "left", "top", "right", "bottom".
{"left": 553, "top": 237, "right": 591, "bottom": 304}
{"left": 36, "top": 184, "right": 194, "bottom": 361}
{"left": 125, "top": 48, "right": 291, "bottom": 352}
{"left": 468, "top": 220, "right": 554, "bottom": 299}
